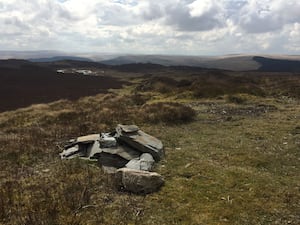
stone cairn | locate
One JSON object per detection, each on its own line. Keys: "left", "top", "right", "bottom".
{"left": 60, "top": 124, "right": 165, "bottom": 194}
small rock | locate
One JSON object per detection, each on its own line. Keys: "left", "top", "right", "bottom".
{"left": 42, "top": 169, "right": 50, "bottom": 173}
{"left": 115, "top": 168, "right": 164, "bottom": 194}
{"left": 184, "top": 163, "right": 193, "bottom": 168}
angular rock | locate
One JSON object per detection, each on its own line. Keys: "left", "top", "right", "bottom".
{"left": 101, "top": 144, "right": 141, "bottom": 161}
{"left": 115, "top": 168, "right": 164, "bottom": 194}
{"left": 115, "top": 124, "right": 164, "bottom": 161}
{"left": 126, "top": 153, "right": 155, "bottom": 171}
{"left": 77, "top": 134, "right": 100, "bottom": 143}
{"left": 86, "top": 140, "right": 101, "bottom": 160}
{"left": 60, "top": 145, "right": 81, "bottom": 159}
{"left": 61, "top": 134, "right": 102, "bottom": 159}
{"left": 64, "top": 134, "right": 100, "bottom": 148}
{"left": 61, "top": 137, "right": 101, "bottom": 160}
{"left": 100, "top": 133, "right": 117, "bottom": 148}
{"left": 117, "top": 124, "right": 139, "bottom": 133}
{"left": 98, "top": 152, "right": 129, "bottom": 174}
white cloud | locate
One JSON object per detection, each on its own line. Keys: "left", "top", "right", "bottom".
{"left": 285, "top": 23, "right": 300, "bottom": 52}
{"left": 238, "top": 0, "right": 300, "bottom": 33}
{"left": 0, "top": 0, "right": 299, "bottom": 54}
{"left": 163, "top": 0, "right": 226, "bottom": 32}
{"left": 188, "top": 0, "right": 222, "bottom": 18}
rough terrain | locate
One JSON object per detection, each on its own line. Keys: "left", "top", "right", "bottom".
{"left": 0, "top": 62, "right": 299, "bottom": 225}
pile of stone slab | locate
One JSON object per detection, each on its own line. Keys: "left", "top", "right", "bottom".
{"left": 60, "top": 124, "right": 164, "bottom": 194}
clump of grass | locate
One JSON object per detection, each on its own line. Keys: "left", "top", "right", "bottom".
{"left": 130, "top": 93, "right": 150, "bottom": 106}
{"left": 135, "top": 76, "right": 180, "bottom": 94}
{"left": 134, "top": 73, "right": 268, "bottom": 99}
{"left": 226, "top": 94, "right": 248, "bottom": 104}
{"left": 139, "top": 102, "right": 196, "bottom": 124}
{"left": 190, "top": 75, "right": 265, "bottom": 98}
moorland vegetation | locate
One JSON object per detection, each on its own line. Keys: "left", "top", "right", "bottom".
{"left": 0, "top": 62, "right": 299, "bottom": 225}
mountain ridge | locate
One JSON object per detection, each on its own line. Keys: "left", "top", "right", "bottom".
{"left": 1, "top": 51, "right": 300, "bottom": 71}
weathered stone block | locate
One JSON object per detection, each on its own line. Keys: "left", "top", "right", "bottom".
{"left": 115, "top": 168, "right": 164, "bottom": 194}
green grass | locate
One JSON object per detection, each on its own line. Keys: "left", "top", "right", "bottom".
{"left": 0, "top": 71, "right": 299, "bottom": 225}
{"left": 143, "top": 102, "right": 300, "bottom": 224}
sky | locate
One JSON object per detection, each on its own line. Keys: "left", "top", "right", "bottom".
{"left": 0, "top": 0, "right": 299, "bottom": 55}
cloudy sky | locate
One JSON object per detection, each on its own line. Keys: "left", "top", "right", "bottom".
{"left": 0, "top": 0, "right": 299, "bottom": 55}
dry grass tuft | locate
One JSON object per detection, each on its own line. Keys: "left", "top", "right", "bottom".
{"left": 140, "top": 102, "right": 196, "bottom": 124}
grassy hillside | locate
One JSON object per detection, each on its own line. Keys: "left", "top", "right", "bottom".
{"left": 0, "top": 60, "right": 125, "bottom": 112}
{"left": 254, "top": 56, "right": 300, "bottom": 72}
{"left": 100, "top": 54, "right": 300, "bottom": 72}
{"left": 0, "top": 68, "right": 299, "bottom": 225}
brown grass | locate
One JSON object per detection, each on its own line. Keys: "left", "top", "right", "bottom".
{"left": 0, "top": 69, "right": 299, "bottom": 225}
{"left": 140, "top": 102, "right": 196, "bottom": 124}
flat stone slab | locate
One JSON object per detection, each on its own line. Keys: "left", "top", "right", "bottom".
{"left": 116, "top": 124, "right": 164, "bottom": 161}
{"left": 101, "top": 145, "right": 141, "bottom": 161}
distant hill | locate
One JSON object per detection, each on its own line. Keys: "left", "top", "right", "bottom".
{"left": 0, "top": 50, "right": 65, "bottom": 60}
{"left": 36, "top": 60, "right": 108, "bottom": 69}
{"left": 100, "top": 54, "right": 300, "bottom": 72}
{"left": 29, "top": 56, "right": 93, "bottom": 63}
{"left": 254, "top": 56, "right": 300, "bottom": 72}
{"left": 1, "top": 51, "right": 300, "bottom": 72}
{"left": 0, "top": 59, "right": 34, "bottom": 69}
{"left": 0, "top": 50, "right": 118, "bottom": 62}
{"left": 99, "top": 55, "right": 259, "bottom": 71}
{"left": 113, "top": 63, "right": 166, "bottom": 73}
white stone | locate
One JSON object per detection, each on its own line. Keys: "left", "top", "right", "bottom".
{"left": 125, "top": 153, "right": 155, "bottom": 171}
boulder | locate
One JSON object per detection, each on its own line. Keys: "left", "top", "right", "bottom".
{"left": 115, "top": 168, "right": 164, "bottom": 194}
{"left": 115, "top": 124, "right": 164, "bottom": 161}
{"left": 125, "top": 153, "right": 155, "bottom": 171}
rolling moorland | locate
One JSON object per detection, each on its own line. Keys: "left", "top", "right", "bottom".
{"left": 0, "top": 58, "right": 299, "bottom": 225}
{"left": 2, "top": 50, "right": 300, "bottom": 71}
